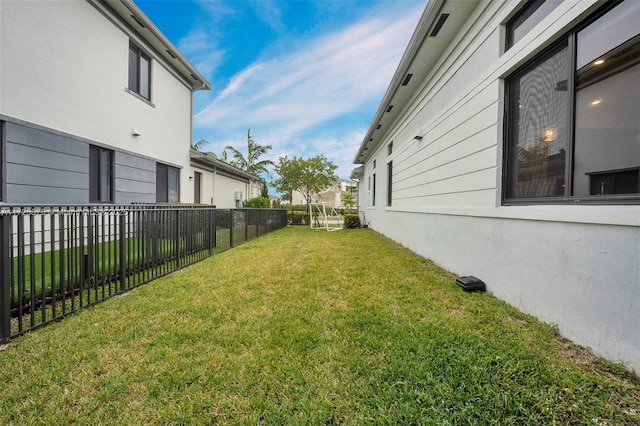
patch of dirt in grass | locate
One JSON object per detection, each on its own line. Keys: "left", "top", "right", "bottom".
{"left": 555, "top": 336, "right": 639, "bottom": 385}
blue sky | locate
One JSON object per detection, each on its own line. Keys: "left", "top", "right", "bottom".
{"left": 136, "top": 0, "right": 425, "bottom": 186}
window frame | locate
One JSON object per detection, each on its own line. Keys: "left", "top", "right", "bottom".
{"left": 128, "top": 42, "right": 151, "bottom": 101}
{"left": 506, "top": 0, "right": 562, "bottom": 50}
{"left": 387, "top": 161, "right": 393, "bottom": 207}
{"left": 156, "top": 163, "right": 180, "bottom": 203}
{"left": 372, "top": 173, "right": 376, "bottom": 207}
{"left": 194, "top": 171, "right": 202, "bottom": 204}
{"left": 502, "top": 0, "right": 639, "bottom": 205}
{"left": 89, "top": 145, "right": 114, "bottom": 203}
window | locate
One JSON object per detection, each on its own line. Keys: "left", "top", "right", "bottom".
{"left": 504, "top": 0, "right": 639, "bottom": 203}
{"left": 156, "top": 163, "right": 180, "bottom": 203}
{"left": 506, "top": 0, "right": 562, "bottom": 50}
{"left": 194, "top": 172, "right": 202, "bottom": 204}
{"left": 128, "top": 43, "right": 151, "bottom": 100}
{"left": 387, "top": 161, "right": 393, "bottom": 206}
{"left": 89, "top": 145, "right": 113, "bottom": 202}
{"left": 372, "top": 173, "right": 376, "bottom": 206}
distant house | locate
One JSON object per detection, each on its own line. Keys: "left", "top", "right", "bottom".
{"left": 0, "top": 0, "right": 210, "bottom": 204}
{"left": 353, "top": 0, "right": 639, "bottom": 370}
{"left": 291, "top": 179, "right": 358, "bottom": 208}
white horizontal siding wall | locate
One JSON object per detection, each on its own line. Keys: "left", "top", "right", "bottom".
{"left": 361, "top": 0, "right": 639, "bottom": 371}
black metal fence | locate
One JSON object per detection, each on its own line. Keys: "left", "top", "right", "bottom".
{"left": 0, "top": 204, "right": 287, "bottom": 342}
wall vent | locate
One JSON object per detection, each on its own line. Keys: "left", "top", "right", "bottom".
{"left": 130, "top": 14, "right": 146, "bottom": 28}
{"left": 430, "top": 13, "right": 449, "bottom": 37}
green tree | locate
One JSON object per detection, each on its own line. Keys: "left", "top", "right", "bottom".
{"left": 260, "top": 179, "right": 269, "bottom": 198}
{"left": 192, "top": 138, "right": 210, "bottom": 151}
{"left": 273, "top": 155, "right": 338, "bottom": 212}
{"left": 225, "top": 129, "right": 274, "bottom": 176}
{"left": 342, "top": 189, "right": 356, "bottom": 212}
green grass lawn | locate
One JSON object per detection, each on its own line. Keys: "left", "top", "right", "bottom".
{"left": 0, "top": 227, "right": 637, "bottom": 425}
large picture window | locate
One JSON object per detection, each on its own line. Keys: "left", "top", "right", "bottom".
{"left": 504, "top": 0, "right": 639, "bottom": 203}
{"left": 89, "top": 145, "right": 113, "bottom": 203}
{"left": 156, "top": 163, "right": 180, "bottom": 203}
{"left": 128, "top": 43, "right": 151, "bottom": 100}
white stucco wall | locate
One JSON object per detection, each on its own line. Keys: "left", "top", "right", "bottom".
{"left": 373, "top": 211, "right": 639, "bottom": 371}
{"left": 358, "top": 0, "right": 639, "bottom": 370}
{"left": 0, "top": 0, "right": 192, "bottom": 194}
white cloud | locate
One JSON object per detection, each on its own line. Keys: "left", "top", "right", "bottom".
{"left": 193, "top": 1, "right": 424, "bottom": 181}
{"left": 178, "top": 28, "right": 225, "bottom": 78}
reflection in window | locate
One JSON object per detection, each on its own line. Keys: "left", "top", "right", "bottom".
{"left": 89, "top": 145, "right": 113, "bottom": 202}
{"left": 129, "top": 43, "right": 151, "bottom": 100}
{"left": 504, "top": 0, "right": 639, "bottom": 202}
{"left": 506, "top": 0, "right": 562, "bottom": 49}
{"left": 156, "top": 163, "right": 180, "bottom": 203}
{"left": 573, "top": 0, "right": 640, "bottom": 197}
{"left": 506, "top": 42, "right": 569, "bottom": 199}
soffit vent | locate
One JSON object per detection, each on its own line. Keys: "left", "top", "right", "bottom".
{"left": 130, "top": 14, "right": 146, "bottom": 28}
{"left": 386, "top": 105, "right": 394, "bottom": 113}
{"left": 430, "top": 13, "right": 449, "bottom": 37}
{"left": 401, "top": 73, "right": 413, "bottom": 86}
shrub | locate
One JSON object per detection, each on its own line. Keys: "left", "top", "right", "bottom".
{"left": 244, "top": 197, "right": 271, "bottom": 208}
{"left": 344, "top": 214, "right": 361, "bottom": 229}
{"left": 288, "top": 212, "right": 308, "bottom": 225}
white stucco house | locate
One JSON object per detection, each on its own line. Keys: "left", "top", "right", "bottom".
{"left": 353, "top": 0, "right": 639, "bottom": 371}
{"left": 190, "top": 149, "right": 264, "bottom": 208}
{"left": 0, "top": 0, "right": 213, "bottom": 205}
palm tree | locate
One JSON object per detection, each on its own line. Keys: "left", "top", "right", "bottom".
{"left": 192, "top": 138, "right": 210, "bottom": 151}
{"left": 225, "top": 128, "right": 274, "bottom": 176}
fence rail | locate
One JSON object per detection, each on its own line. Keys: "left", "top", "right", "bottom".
{"left": 0, "top": 204, "right": 287, "bottom": 342}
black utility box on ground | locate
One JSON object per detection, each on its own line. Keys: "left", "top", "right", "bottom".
{"left": 456, "top": 276, "right": 486, "bottom": 292}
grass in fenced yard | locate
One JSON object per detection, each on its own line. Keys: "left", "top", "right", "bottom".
{"left": 0, "top": 227, "right": 637, "bottom": 425}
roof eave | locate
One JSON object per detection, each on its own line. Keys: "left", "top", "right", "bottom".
{"left": 353, "top": 0, "right": 480, "bottom": 165}
{"left": 101, "top": 0, "right": 212, "bottom": 92}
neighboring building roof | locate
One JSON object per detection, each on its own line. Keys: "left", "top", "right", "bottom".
{"left": 190, "top": 149, "right": 262, "bottom": 181}
{"left": 350, "top": 166, "right": 364, "bottom": 180}
{"left": 353, "top": 0, "right": 479, "bottom": 164}
{"left": 98, "top": 0, "right": 212, "bottom": 92}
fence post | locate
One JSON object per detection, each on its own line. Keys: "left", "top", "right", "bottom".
{"left": 119, "top": 210, "right": 126, "bottom": 293}
{"left": 230, "top": 210, "right": 234, "bottom": 248}
{"left": 209, "top": 207, "right": 215, "bottom": 256}
{"left": 0, "top": 212, "right": 11, "bottom": 343}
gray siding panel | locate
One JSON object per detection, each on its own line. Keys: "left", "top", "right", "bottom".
{"left": 116, "top": 151, "right": 157, "bottom": 169}
{"left": 5, "top": 122, "right": 87, "bottom": 157}
{"left": 116, "top": 192, "right": 156, "bottom": 204}
{"left": 2, "top": 120, "right": 159, "bottom": 204}
{"left": 114, "top": 151, "right": 156, "bottom": 204}
{"left": 6, "top": 143, "right": 87, "bottom": 173}
{"left": 7, "top": 184, "right": 88, "bottom": 204}
{"left": 115, "top": 163, "right": 155, "bottom": 182}
{"left": 4, "top": 122, "right": 89, "bottom": 204}
{"left": 6, "top": 163, "right": 88, "bottom": 189}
